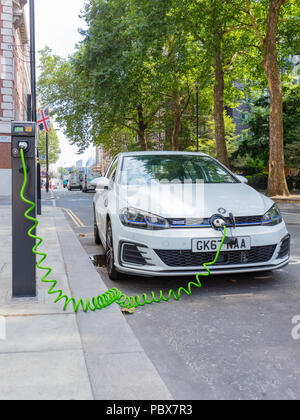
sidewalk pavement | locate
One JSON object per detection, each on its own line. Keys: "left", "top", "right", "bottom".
{"left": 272, "top": 194, "right": 300, "bottom": 204}
{"left": 0, "top": 204, "right": 172, "bottom": 401}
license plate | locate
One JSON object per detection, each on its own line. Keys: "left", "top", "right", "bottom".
{"left": 192, "top": 237, "right": 251, "bottom": 253}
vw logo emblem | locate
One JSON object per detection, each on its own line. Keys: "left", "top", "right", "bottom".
{"left": 218, "top": 208, "right": 227, "bottom": 215}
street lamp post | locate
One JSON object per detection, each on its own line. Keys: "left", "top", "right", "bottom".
{"left": 29, "top": 0, "right": 41, "bottom": 214}
{"left": 196, "top": 82, "right": 199, "bottom": 153}
{"left": 29, "top": 0, "right": 37, "bottom": 122}
{"left": 46, "top": 132, "right": 49, "bottom": 193}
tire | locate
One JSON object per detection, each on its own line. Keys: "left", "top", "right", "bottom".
{"left": 106, "top": 220, "right": 123, "bottom": 281}
{"left": 94, "top": 211, "right": 102, "bottom": 245}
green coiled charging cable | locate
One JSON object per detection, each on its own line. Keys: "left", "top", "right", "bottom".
{"left": 19, "top": 148, "right": 227, "bottom": 313}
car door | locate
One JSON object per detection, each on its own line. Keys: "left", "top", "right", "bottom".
{"left": 95, "top": 157, "right": 119, "bottom": 244}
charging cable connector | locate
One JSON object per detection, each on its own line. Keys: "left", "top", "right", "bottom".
{"left": 210, "top": 214, "right": 236, "bottom": 246}
{"left": 18, "top": 141, "right": 29, "bottom": 151}
{"left": 211, "top": 214, "right": 227, "bottom": 231}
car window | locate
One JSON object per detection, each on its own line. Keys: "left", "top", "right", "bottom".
{"left": 120, "top": 155, "right": 237, "bottom": 185}
{"left": 107, "top": 159, "right": 119, "bottom": 182}
{"left": 106, "top": 158, "right": 118, "bottom": 180}
{"left": 111, "top": 167, "right": 118, "bottom": 183}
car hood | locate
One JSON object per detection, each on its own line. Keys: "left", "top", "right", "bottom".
{"left": 119, "top": 183, "right": 273, "bottom": 218}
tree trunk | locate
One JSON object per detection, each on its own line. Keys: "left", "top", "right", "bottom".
{"left": 214, "top": 47, "right": 230, "bottom": 168}
{"left": 263, "top": 0, "right": 289, "bottom": 197}
{"left": 138, "top": 105, "right": 147, "bottom": 151}
{"left": 171, "top": 90, "right": 181, "bottom": 151}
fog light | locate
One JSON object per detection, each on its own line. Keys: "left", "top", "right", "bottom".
{"left": 278, "top": 234, "right": 291, "bottom": 259}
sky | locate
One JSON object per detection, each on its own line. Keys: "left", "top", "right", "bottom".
{"left": 25, "top": 0, "right": 94, "bottom": 168}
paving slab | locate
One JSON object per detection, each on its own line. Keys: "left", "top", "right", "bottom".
{"left": 0, "top": 350, "right": 93, "bottom": 400}
{"left": 273, "top": 195, "right": 300, "bottom": 204}
{"left": 0, "top": 314, "right": 81, "bottom": 354}
{"left": 88, "top": 352, "right": 173, "bottom": 401}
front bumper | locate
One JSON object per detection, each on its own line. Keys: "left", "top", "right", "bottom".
{"left": 113, "top": 221, "right": 290, "bottom": 277}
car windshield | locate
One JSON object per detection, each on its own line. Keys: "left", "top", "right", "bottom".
{"left": 120, "top": 155, "right": 238, "bottom": 186}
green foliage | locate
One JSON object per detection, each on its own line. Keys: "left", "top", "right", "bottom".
{"left": 231, "top": 154, "right": 266, "bottom": 176}
{"left": 37, "top": 0, "right": 299, "bottom": 186}
{"left": 38, "top": 47, "right": 92, "bottom": 152}
{"left": 187, "top": 114, "right": 239, "bottom": 157}
{"left": 286, "top": 142, "right": 300, "bottom": 168}
{"left": 234, "top": 83, "right": 300, "bottom": 166}
{"left": 247, "top": 173, "right": 269, "bottom": 191}
{"left": 58, "top": 167, "right": 68, "bottom": 179}
{"left": 37, "top": 125, "right": 60, "bottom": 164}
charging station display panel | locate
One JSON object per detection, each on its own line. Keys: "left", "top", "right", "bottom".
{"left": 12, "top": 123, "right": 36, "bottom": 159}
{"left": 12, "top": 123, "right": 35, "bottom": 135}
{"left": 14, "top": 127, "right": 24, "bottom": 133}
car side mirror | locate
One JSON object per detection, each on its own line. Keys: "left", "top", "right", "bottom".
{"left": 91, "top": 177, "right": 110, "bottom": 190}
{"left": 236, "top": 175, "right": 249, "bottom": 184}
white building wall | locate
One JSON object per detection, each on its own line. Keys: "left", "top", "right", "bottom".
{"left": 0, "top": 0, "right": 29, "bottom": 197}
{"left": 0, "top": 0, "right": 13, "bottom": 196}
{"left": 0, "top": 168, "right": 11, "bottom": 195}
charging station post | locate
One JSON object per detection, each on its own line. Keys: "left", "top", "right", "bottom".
{"left": 11, "top": 122, "right": 37, "bottom": 298}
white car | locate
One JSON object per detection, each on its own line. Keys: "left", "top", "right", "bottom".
{"left": 68, "top": 172, "right": 82, "bottom": 191}
{"left": 93, "top": 152, "right": 290, "bottom": 281}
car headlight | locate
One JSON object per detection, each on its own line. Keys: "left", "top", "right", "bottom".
{"left": 120, "top": 207, "right": 169, "bottom": 230}
{"left": 262, "top": 204, "right": 282, "bottom": 226}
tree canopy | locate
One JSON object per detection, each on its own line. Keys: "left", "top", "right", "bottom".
{"left": 234, "top": 83, "right": 300, "bottom": 166}
{"left": 38, "top": 0, "right": 300, "bottom": 196}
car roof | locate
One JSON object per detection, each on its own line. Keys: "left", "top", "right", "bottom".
{"left": 117, "top": 151, "right": 209, "bottom": 158}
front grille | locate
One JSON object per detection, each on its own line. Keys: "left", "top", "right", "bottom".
{"left": 278, "top": 236, "right": 290, "bottom": 259}
{"left": 167, "top": 216, "right": 263, "bottom": 228}
{"left": 121, "top": 243, "right": 148, "bottom": 266}
{"left": 168, "top": 218, "right": 210, "bottom": 227}
{"left": 235, "top": 216, "right": 263, "bottom": 225}
{"left": 155, "top": 245, "right": 277, "bottom": 267}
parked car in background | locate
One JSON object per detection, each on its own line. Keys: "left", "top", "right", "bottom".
{"left": 68, "top": 171, "right": 82, "bottom": 191}
{"left": 93, "top": 152, "right": 290, "bottom": 281}
{"left": 81, "top": 167, "right": 99, "bottom": 193}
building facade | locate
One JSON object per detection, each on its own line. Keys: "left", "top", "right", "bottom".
{"left": 95, "top": 146, "right": 111, "bottom": 175}
{"left": 0, "top": 0, "right": 30, "bottom": 196}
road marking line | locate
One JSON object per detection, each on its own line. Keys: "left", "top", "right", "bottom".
{"left": 65, "top": 208, "right": 85, "bottom": 227}
{"left": 216, "top": 293, "right": 255, "bottom": 299}
{"left": 66, "top": 210, "right": 80, "bottom": 227}
{"left": 64, "top": 209, "right": 81, "bottom": 227}
{"left": 68, "top": 209, "right": 85, "bottom": 227}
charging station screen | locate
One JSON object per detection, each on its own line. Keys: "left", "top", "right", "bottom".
{"left": 14, "top": 127, "right": 24, "bottom": 133}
